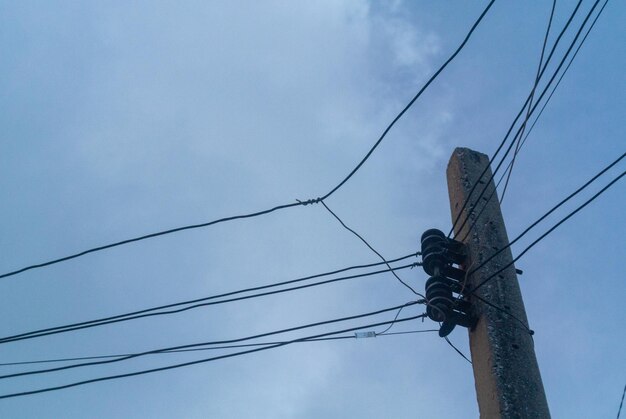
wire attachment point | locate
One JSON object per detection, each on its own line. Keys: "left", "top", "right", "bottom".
{"left": 296, "top": 197, "right": 323, "bottom": 206}
{"left": 420, "top": 228, "right": 476, "bottom": 337}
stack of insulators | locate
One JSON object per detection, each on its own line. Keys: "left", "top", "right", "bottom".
{"left": 420, "top": 228, "right": 474, "bottom": 337}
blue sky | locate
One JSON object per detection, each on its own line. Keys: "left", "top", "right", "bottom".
{"left": 0, "top": 1, "right": 624, "bottom": 418}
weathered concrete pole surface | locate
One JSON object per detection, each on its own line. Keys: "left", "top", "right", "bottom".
{"left": 446, "top": 147, "right": 550, "bottom": 419}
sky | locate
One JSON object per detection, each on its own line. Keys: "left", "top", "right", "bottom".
{"left": 0, "top": 0, "right": 624, "bottom": 418}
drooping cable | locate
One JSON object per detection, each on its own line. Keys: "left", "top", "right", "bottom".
{"left": 375, "top": 305, "right": 406, "bottom": 336}
{"left": 0, "top": 0, "right": 497, "bottom": 282}
{"left": 320, "top": 201, "right": 423, "bottom": 297}
{"left": 0, "top": 314, "right": 426, "bottom": 399}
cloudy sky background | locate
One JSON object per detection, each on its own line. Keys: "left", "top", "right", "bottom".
{"left": 0, "top": 1, "right": 624, "bottom": 418}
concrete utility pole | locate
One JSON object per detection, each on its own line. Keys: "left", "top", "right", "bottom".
{"left": 446, "top": 147, "right": 550, "bottom": 419}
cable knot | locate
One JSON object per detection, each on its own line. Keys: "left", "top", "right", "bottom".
{"left": 296, "top": 197, "right": 323, "bottom": 206}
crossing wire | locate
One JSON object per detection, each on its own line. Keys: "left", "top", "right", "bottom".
{"left": 469, "top": 169, "right": 625, "bottom": 295}
{"left": 0, "top": 302, "right": 422, "bottom": 380}
{"left": 0, "top": 328, "right": 438, "bottom": 368}
{"left": 447, "top": 0, "right": 587, "bottom": 238}
{"left": 0, "top": 0, "right": 496, "bottom": 281}
{"left": 495, "top": 0, "right": 610, "bottom": 194}
{"left": 320, "top": 201, "right": 423, "bottom": 297}
{"left": 468, "top": 151, "right": 624, "bottom": 284}
{"left": 453, "top": 0, "right": 604, "bottom": 241}
{"left": 452, "top": 151, "right": 624, "bottom": 333}
{"left": 499, "top": 0, "right": 557, "bottom": 205}
{"left": 0, "top": 314, "right": 427, "bottom": 399}
{"left": 460, "top": 0, "right": 610, "bottom": 243}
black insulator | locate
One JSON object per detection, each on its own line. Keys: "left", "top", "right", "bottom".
{"left": 439, "top": 320, "right": 456, "bottom": 337}
{"left": 425, "top": 275, "right": 453, "bottom": 322}
{"left": 442, "top": 265, "right": 467, "bottom": 281}
{"left": 421, "top": 228, "right": 468, "bottom": 275}
{"left": 420, "top": 227, "right": 474, "bottom": 333}
{"left": 421, "top": 247, "right": 448, "bottom": 276}
{"left": 421, "top": 230, "right": 446, "bottom": 253}
{"left": 449, "top": 310, "right": 476, "bottom": 329}
{"left": 420, "top": 228, "right": 446, "bottom": 245}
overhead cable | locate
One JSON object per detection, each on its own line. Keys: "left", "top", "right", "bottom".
{"left": 0, "top": 256, "right": 420, "bottom": 345}
{"left": 0, "top": 0, "right": 496, "bottom": 281}
{"left": 448, "top": 0, "right": 586, "bottom": 238}
{"left": 321, "top": 201, "right": 423, "bottom": 297}
{"left": 453, "top": 0, "right": 605, "bottom": 241}
{"left": 469, "top": 169, "right": 624, "bottom": 295}
{"left": 453, "top": 0, "right": 603, "bottom": 240}
{"left": 0, "top": 314, "right": 426, "bottom": 399}
{"left": 0, "top": 302, "right": 422, "bottom": 380}
{"left": 499, "top": 0, "right": 557, "bottom": 204}
{"left": 0, "top": 328, "right": 438, "bottom": 367}
{"left": 469, "top": 151, "right": 624, "bottom": 281}
{"left": 461, "top": 0, "right": 610, "bottom": 243}
{"left": 497, "top": 0, "right": 610, "bottom": 184}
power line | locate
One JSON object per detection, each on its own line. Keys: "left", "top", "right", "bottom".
{"left": 319, "top": 0, "right": 495, "bottom": 200}
{"left": 444, "top": 336, "right": 472, "bottom": 365}
{"left": 618, "top": 383, "right": 626, "bottom": 419}
{"left": 375, "top": 305, "right": 406, "bottom": 336}
{"left": 497, "top": 0, "right": 610, "bottom": 188}
{"left": 0, "top": 302, "right": 422, "bottom": 380}
{"left": 453, "top": 0, "right": 603, "bottom": 241}
{"left": 378, "top": 329, "right": 438, "bottom": 337}
{"left": 499, "top": 0, "right": 557, "bottom": 205}
{"left": 0, "top": 257, "right": 420, "bottom": 345}
{"left": 321, "top": 201, "right": 423, "bottom": 297}
{"left": 453, "top": 0, "right": 606, "bottom": 243}
{"left": 453, "top": 151, "right": 623, "bottom": 334}
{"left": 448, "top": 0, "right": 586, "bottom": 238}
{"left": 463, "top": 0, "right": 610, "bottom": 243}
{"left": 0, "top": 313, "right": 426, "bottom": 400}
{"left": 468, "top": 151, "right": 624, "bottom": 283}
{"left": 0, "top": 328, "right": 438, "bottom": 368}
{"left": 469, "top": 169, "right": 625, "bottom": 295}
{"left": 0, "top": 0, "right": 496, "bottom": 282}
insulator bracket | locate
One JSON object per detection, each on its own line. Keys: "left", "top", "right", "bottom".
{"left": 420, "top": 228, "right": 476, "bottom": 337}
